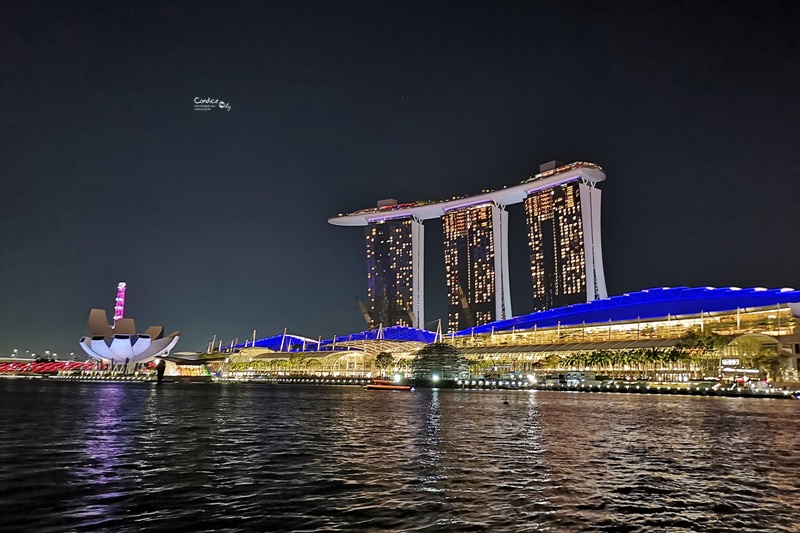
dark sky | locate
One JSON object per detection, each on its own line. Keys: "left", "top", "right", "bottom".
{"left": 2, "top": 1, "right": 799, "bottom": 355}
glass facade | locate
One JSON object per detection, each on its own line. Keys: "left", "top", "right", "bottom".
{"left": 366, "top": 219, "right": 414, "bottom": 328}
{"left": 450, "top": 306, "right": 796, "bottom": 349}
{"left": 443, "top": 205, "right": 496, "bottom": 332}
{"left": 525, "top": 182, "right": 587, "bottom": 311}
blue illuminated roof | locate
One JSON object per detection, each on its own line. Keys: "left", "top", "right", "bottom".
{"left": 226, "top": 326, "right": 437, "bottom": 353}
{"left": 319, "top": 326, "right": 437, "bottom": 348}
{"left": 228, "top": 333, "right": 317, "bottom": 352}
{"left": 457, "top": 286, "right": 800, "bottom": 336}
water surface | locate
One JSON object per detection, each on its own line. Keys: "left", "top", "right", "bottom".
{"left": 0, "top": 380, "right": 797, "bottom": 532}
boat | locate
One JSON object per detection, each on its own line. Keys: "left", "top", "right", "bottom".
{"left": 365, "top": 379, "right": 413, "bottom": 391}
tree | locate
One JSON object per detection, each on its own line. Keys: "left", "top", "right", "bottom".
{"left": 677, "top": 328, "right": 732, "bottom": 352}
{"left": 411, "top": 343, "right": 469, "bottom": 382}
{"left": 539, "top": 354, "right": 561, "bottom": 371}
{"left": 725, "top": 335, "right": 786, "bottom": 383}
{"left": 468, "top": 360, "right": 486, "bottom": 375}
{"left": 752, "top": 349, "right": 784, "bottom": 382}
{"left": 289, "top": 352, "right": 308, "bottom": 374}
{"left": 375, "top": 352, "right": 395, "bottom": 377}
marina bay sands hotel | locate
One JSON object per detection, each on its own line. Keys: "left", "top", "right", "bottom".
{"left": 329, "top": 161, "right": 607, "bottom": 332}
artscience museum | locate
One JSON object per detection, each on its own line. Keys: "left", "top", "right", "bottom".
{"left": 79, "top": 308, "right": 180, "bottom": 365}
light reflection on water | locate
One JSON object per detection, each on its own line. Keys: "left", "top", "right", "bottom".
{"left": 0, "top": 380, "right": 798, "bottom": 532}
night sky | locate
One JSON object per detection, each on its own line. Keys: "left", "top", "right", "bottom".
{"left": 3, "top": 1, "right": 799, "bottom": 355}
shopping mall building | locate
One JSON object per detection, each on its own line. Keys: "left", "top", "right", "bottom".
{"left": 218, "top": 286, "right": 800, "bottom": 383}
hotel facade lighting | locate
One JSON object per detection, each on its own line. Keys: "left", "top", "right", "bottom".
{"left": 525, "top": 177, "right": 607, "bottom": 311}
{"left": 443, "top": 203, "right": 512, "bottom": 331}
{"left": 365, "top": 217, "right": 421, "bottom": 328}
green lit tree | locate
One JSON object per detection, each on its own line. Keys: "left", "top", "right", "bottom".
{"left": 289, "top": 352, "right": 309, "bottom": 374}
{"left": 411, "top": 343, "right": 469, "bottom": 383}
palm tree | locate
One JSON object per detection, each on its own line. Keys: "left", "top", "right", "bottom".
{"left": 618, "top": 350, "right": 635, "bottom": 379}
{"left": 596, "top": 350, "right": 613, "bottom": 376}
{"left": 636, "top": 348, "right": 661, "bottom": 379}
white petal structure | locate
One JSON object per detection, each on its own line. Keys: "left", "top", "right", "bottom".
{"left": 83, "top": 337, "right": 116, "bottom": 360}
{"left": 132, "top": 335, "right": 152, "bottom": 355}
{"left": 79, "top": 308, "right": 180, "bottom": 364}
{"left": 109, "top": 336, "right": 136, "bottom": 360}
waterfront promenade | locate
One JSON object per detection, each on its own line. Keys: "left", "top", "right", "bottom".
{"left": 4, "top": 371, "right": 797, "bottom": 400}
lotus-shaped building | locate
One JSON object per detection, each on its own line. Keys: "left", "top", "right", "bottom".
{"left": 79, "top": 308, "right": 180, "bottom": 364}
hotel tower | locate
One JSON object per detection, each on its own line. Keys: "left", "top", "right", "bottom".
{"left": 525, "top": 162, "right": 606, "bottom": 310}
{"left": 362, "top": 200, "right": 424, "bottom": 329}
{"left": 366, "top": 218, "right": 414, "bottom": 328}
{"left": 443, "top": 204, "right": 512, "bottom": 331}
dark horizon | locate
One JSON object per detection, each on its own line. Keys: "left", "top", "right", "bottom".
{"left": 2, "top": 1, "right": 799, "bottom": 354}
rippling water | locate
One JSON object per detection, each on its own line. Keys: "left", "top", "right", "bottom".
{"left": 0, "top": 380, "right": 798, "bottom": 532}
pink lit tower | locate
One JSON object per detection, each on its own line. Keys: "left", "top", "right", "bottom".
{"left": 113, "top": 282, "right": 126, "bottom": 329}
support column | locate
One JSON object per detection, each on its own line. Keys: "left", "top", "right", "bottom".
{"left": 411, "top": 217, "right": 425, "bottom": 329}
{"left": 579, "top": 183, "right": 607, "bottom": 301}
{"left": 492, "top": 204, "right": 512, "bottom": 321}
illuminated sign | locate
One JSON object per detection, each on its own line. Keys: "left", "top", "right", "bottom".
{"left": 721, "top": 358, "right": 740, "bottom": 366}
{"left": 722, "top": 367, "right": 759, "bottom": 374}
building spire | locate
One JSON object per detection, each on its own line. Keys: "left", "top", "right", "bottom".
{"left": 113, "top": 282, "right": 126, "bottom": 328}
